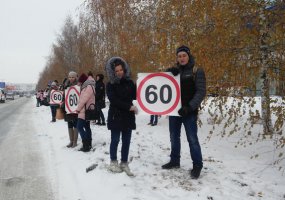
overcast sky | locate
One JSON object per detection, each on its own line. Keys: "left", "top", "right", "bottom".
{"left": 0, "top": 0, "right": 82, "bottom": 84}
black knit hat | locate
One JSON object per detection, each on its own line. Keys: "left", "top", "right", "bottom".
{"left": 78, "top": 73, "right": 88, "bottom": 83}
{"left": 176, "top": 45, "right": 190, "bottom": 56}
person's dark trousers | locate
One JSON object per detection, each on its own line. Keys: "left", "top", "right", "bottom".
{"left": 96, "top": 104, "right": 105, "bottom": 124}
{"left": 99, "top": 109, "right": 105, "bottom": 124}
{"left": 68, "top": 118, "right": 78, "bottom": 128}
{"left": 36, "top": 98, "right": 40, "bottom": 107}
{"left": 50, "top": 105, "right": 57, "bottom": 121}
{"left": 169, "top": 114, "right": 203, "bottom": 167}
{"left": 77, "top": 118, "right": 92, "bottom": 145}
{"left": 150, "top": 115, "right": 158, "bottom": 125}
{"left": 110, "top": 129, "right": 132, "bottom": 162}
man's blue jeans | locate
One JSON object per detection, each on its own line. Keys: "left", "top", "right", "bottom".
{"left": 169, "top": 114, "right": 203, "bottom": 167}
{"left": 110, "top": 129, "right": 132, "bottom": 162}
{"left": 77, "top": 118, "right": 92, "bottom": 141}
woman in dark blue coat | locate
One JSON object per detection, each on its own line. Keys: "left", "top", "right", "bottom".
{"left": 105, "top": 57, "right": 137, "bottom": 176}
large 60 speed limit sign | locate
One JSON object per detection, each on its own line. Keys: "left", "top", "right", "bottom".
{"left": 137, "top": 72, "right": 181, "bottom": 116}
{"left": 65, "top": 85, "right": 81, "bottom": 114}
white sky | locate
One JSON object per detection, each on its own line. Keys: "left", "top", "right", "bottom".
{"left": 0, "top": 0, "right": 82, "bottom": 84}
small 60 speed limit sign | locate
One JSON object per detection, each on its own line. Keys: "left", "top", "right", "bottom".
{"left": 49, "top": 90, "right": 63, "bottom": 105}
{"left": 136, "top": 72, "right": 181, "bottom": 116}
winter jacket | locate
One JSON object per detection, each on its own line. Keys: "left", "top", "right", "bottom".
{"left": 105, "top": 57, "right": 136, "bottom": 130}
{"left": 76, "top": 76, "right": 96, "bottom": 120}
{"left": 95, "top": 76, "right": 105, "bottom": 108}
{"left": 169, "top": 55, "right": 206, "bottom": 115}
{"left": 36, "top": 92, "right": 41, "bottom": 99}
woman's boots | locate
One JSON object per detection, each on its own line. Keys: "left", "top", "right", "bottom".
{"left": 67, "top": 128, "right": 78, "bottom": 148}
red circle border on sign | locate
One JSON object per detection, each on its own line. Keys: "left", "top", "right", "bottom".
{"left": 65, "top": 86, "right": 80, "bottom": 113}
{"left": 137, "top": 73, "right": 180, "bottom": 115}
{"left": 50, "top": 90, "right": 63, "bottom": 104}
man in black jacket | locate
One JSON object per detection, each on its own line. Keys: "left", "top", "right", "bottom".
{"left": 162, "top": 45, "right": 206, "bottom": 179}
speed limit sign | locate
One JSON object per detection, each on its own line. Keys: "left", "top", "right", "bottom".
{"left": 137, "top": 72, "right": 181, "bottom": 116}
{"left": 65, "top": 85, "right": 81, "bottom": 114}
{"left": 50, "top": 90, "right": 63, "bottom": 105}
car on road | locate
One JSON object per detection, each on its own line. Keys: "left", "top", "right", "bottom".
{"left": 25, "top": 93, "right": 31, "bottom": 98}
{"left": 0, "top": 89, "right": 6, "bottom": 103}
{"left": 6, "top": 91, "right": 15, "bottom": 100}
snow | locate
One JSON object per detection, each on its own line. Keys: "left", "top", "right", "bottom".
{"left": 31, "top": 98, "right": 285, "bottom": 200}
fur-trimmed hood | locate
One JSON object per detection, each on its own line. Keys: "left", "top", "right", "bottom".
{"left": 105, "top": 57, "right": 131, "bottom": 84}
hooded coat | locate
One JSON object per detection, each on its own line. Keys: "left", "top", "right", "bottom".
{"left": 105, "top": 57, "right": 136, "bottom": 130}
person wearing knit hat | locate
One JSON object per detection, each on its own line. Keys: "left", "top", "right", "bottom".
{"left": 176, "top": 45, "right": 191, "bottom": 57}
{"left": 78, "top": 73, "right": 88, "bottom": 85}
{"left": 162, "top": 45, "right": 206, "bottom": 179}
{"left": 68, "top": 71, "right": 77, "bottom": 78}
{"left": 47, "top": 80, "right": 59, "bottom": 122}
{"left": 64, "top": 71, "right": 79, "bottom": 148}
{"left": 76, "top": 72, "right": 96, "bottom": 152}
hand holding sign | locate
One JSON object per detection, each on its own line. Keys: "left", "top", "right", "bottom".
{"left": 136, "top": 72, "right": 181, "bottom": 116}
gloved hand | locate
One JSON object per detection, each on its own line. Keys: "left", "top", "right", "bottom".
{"left": 178, "top": 106, "right": 192, "bottom": 117}
{"left": 130, "top": 105, "right": 138, "bottom": 114}
{"left": 166, "top": 67, "right": 180, "bottom": 76}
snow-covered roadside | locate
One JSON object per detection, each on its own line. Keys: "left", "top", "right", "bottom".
{"left": 32, "top": 99, "right": 285, "bottom": 200}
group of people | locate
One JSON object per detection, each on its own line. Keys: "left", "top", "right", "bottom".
{"left": 35, "top": 89, "right": 49, "bottom": 107}
{"left": 38, "top": 45, "right": 206, "bottom": 179}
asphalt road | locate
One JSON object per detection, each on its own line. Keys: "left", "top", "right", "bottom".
{"left": 0, "top": 97, "right": 55, "bottom": 200}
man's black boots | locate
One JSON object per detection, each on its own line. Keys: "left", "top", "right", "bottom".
{"left": 161, "top": 161, "right": 180, "bottom": 169}
{"left": 190, "top": 165, "right": 202, "bottom": 179}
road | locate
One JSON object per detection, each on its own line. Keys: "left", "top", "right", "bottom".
{"left": 0, "top": 97, "right": 55, "bottom": 200}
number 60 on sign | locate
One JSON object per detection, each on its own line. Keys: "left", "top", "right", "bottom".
{"left": 136, "top": 72, "right": 181, "bottom": 116}
{"left": 65, "top": 85, "right": 81, "bottom": 114}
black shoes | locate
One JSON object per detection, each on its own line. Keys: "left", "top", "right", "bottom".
{"left": 190, "top": 165, "right": 202, "bottom": 179}
{"left": 161, "top": 161, "right": 180, "bottom": 169}
{"left": 96, "top": 122, "right": 106, "bottom": 126}
{"left": 79, "top": 140, "right": 92, "bottom": 152}
{"left": 162, "top": 162, "right": 202, "bottom": 179}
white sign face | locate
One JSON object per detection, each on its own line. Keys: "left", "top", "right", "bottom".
{"left": 65, "top": 85, "right": 80, "bottom": 114}
{"left": 49, "top": 90, "right": 63, "bottom": 105}
{"left": 136, "top": 72, "right": 181, "bottom": 116}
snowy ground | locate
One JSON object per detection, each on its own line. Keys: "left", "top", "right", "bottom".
{"left": 31, "top": 98, "right": 285, "bottom": 200}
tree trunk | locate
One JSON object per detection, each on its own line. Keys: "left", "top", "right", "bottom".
{"left": 259, "top": 6, "right": 274, "bottom": 135}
